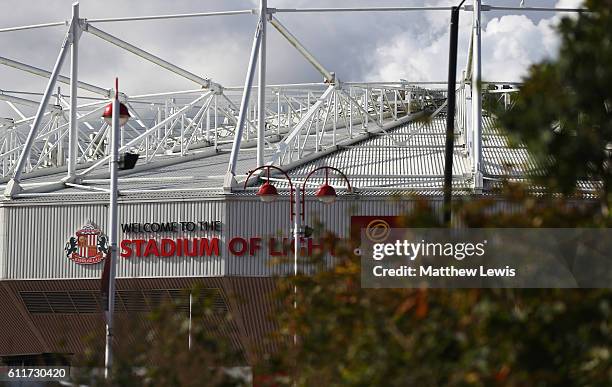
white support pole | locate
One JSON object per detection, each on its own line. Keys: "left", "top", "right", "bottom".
{"left": 4, "top": 23, "right": 72, "bottom": 196}
{"left": 224, "top": 18, "right": 263, "bottom": 188}
{"left": 471, "top": 0, "right": 483, "bottom": 190}
{"left": 104, "top": 91, "right": 120, "bottom": 380}
{"left": 67, "top": 2, "right": 80, "bottom": 181}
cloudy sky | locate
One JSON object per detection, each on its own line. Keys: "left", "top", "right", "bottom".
{"left": 0, "top": 0, "right": 583, "bottom": 101}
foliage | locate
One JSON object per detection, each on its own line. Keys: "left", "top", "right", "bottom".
{"left": 495, "top": 0, "right": 612, "bottom": 210}
{"left": 262, "top": 192, "right": 612, "bottom": 387}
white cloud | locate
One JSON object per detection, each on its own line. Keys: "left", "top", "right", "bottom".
{"left": 366, "top": 0, "right": 585, "bottom": 82}
{"left": 0, "top": 0, "right": 583, "bottom": 107}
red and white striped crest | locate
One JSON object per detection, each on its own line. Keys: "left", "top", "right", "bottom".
{"left": 65, "top": 222, "right": 108, "bottom": 265}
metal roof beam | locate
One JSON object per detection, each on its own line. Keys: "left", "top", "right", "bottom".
{"left": 84, "top": 23, "right": 217, "bottom": 91}
{"left": 482, "top": 6, "right": 588, "bottom": 12}
{"left": 86, "top": 10, "right": 254, "bottom": 24}
{"left": 0, "top": 21, "right": 66, "bottom": 33}
{"left": 269, "top": 16, "right": 335, "bottom": 84}
{"left": 0, "top": 55, "right": 110, "bottom": 97}
{"left": 273, "top": 7, "right": 453, "bottom": 13}
{"left": 0, "top": 90, "right": 58, "bottom": 110}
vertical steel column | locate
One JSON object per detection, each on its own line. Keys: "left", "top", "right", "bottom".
{"left": 257, "top": 0, "right": 266, "bottom": 168}
{"left": 444, "top": 5, "right": 462, "bottom": 225}
{"left": 104, "top": 82, "right": 120, "bottom": 380}
{"left": 471, "top": 0, "right": 483, "bottom": 189}
{"left": 225, "top": 18, "right": 263, "bottom": 188}
{"left": 55, "top": 89, "right": 63, "bottom": 166}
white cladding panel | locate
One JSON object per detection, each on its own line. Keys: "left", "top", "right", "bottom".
{"left": 225, "top": 196, "right": 440, "bottom": 276}
{"left": 3, "top": 195, "right": 503, "bottom": 279}
{"left": 1, "top": 200, "right": 225, "bottom": 280}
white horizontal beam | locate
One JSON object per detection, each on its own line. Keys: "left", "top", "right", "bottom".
{"left": 86, "top": 10, "right": 254, "bottom": 23}
{"left": 0, "top": 21, "right": 65, "bottom": 33}
{"left": 485, "top": 6, "right": 588, "bottom": 12}
{"left": 274, "top": 7, "right": 453, "bottom": 13}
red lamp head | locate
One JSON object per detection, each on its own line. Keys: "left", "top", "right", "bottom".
{"left": 315, "top": 183, "right": 337, "bottom": 204}
{"left": 102, "top": 101, "right": 130, "bottom": 126}
{"left": 257, "top": 181, "right": 278, "bottom": 202}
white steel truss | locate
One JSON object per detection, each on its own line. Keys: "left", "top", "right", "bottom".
{"left": 0, "top": 1, "right": 583, "bottom": 197}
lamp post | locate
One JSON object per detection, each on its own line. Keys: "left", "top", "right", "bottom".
{"left": 245, "top": 165, "right": 351, "bottom": 349}
{"left": 101, "top": 78, "right": 130, "bottom": 380}
{"left": 244, "top": 165, "right": 352, "bottom": 274}
{"left": 443, "top": 1, "right": 466, "bottom": 225}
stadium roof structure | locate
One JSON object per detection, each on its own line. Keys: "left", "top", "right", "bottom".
{"left": 0, "top": 2, "right": 587, "bottom": 202}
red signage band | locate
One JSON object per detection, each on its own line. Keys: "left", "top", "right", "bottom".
{"left": 118, "top": 237, "right": 336, "bottom": 258}
{"left": 120, "top": 238, "right": 220, "bottom": 258}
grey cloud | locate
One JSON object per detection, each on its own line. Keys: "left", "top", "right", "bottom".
{"left": 0, "top": 0, "right": 572, "bottom": 118}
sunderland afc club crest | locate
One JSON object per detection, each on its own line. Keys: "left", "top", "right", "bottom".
{"left": 65, "top": 222, "right": 108, "bottom": 264}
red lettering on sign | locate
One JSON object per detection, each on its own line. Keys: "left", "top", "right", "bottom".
{"left": 176, "top": 238, "right": 183, "bottom": 256}
{"left": 134, "top": 239, "right": 145, "bottom": 256}
{"left": 249, "top": 237, "right": 262, "bottom": 255}
{"left": 143, "top": 239, "right": 160, "bottom": 257}
{"left": 161, "top": 238, "right": 176, "bottom": 257}
{"left": 229, "top": 237, "right": 248, "bottom": 256}
{"left": 120, "top": 240, "right": 132, "bottom": 258}
{"left": 200, "top": 238, "right": 220, "bottom": 256}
